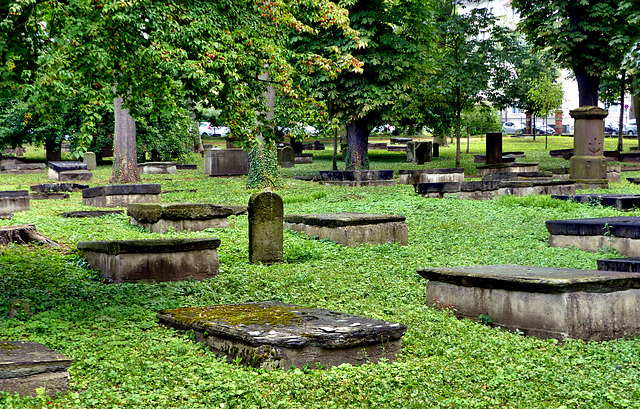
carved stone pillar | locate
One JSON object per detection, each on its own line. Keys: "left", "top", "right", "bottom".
{"left": 569, "top": 106, "right": 608, "bottom": 188}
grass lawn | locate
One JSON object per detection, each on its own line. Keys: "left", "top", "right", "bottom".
{"left": 2, "top": 135, "right": 640, "bottom": 408}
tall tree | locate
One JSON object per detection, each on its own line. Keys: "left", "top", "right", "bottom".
{"left": 512, "top": 0, "right": 628, "bottom": 107}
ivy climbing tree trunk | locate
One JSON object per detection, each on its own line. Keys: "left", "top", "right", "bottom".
{"left": 247, "top": 74, "right": 278, "bottom": 188}
{"left": 345, "top": 117, "right": 370, "bottom": 170}
{"left": 109, "top": 95, "right": 140, "bottom": 184}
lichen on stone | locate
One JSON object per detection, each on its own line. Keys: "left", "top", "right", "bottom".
{"left": 161, "top": 303, "right": 304, "bottom": 327}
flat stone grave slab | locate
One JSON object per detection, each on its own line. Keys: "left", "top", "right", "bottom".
{"left": 418, "top": 264, "right": 640, "bottom": 341}
{"left": 176, "top": 164, "right": 197, "bottom": 170}
{"left": 551, "top": 194, "right": 640, "bottom": 211}
{"left": 598, "top": 258, "right": 640, "bottom": 273}
{"left": 473, "top": 154, "right": 516, "bottom": 164}
{"left": 127, "top": 203, "right": 235, "bottom": 233}
{"left": 78, "top": 237, "right": 220, "bottom": 282}
{"left": 294, "top": 153, "right": 313, "bottom": 164}
{"left": 390, "top": 137, "right": 412, "bottom": 144}
{"left": 48, "top": 161, "right": 92, "bottom": 181}
{"left": 387, "top": 145, "right": 407, "bottom": 152}
{"left": 547, "top": 217, "right": 640, "bottom": 257}
{"left": 157, "top": 301, "right": 407, "bottom": 370}
{"left": 398, "top": 168, "right": 464, "bottom": 185}
{"left": 284, "top": 212, "right": 408, "bottom": 246}
{"left": 60, "top": 210, "right": 124, "bottom": 218}
{"left": 30, "top": 183, "right": 89, "bottom": 193}
{"left": 0, "top": 341, "right": 73, "bottom": 397}
{"left": 1, "top": 159, "right": 46, "bottom": 174}
{"left": 550, "top": 148, "right": 573, "bottom": 159}
{"left": 476, "top": 162, "right": 539, "bottom": 177}
{"left": 498, "top": 179, "right": 576, "bottom": 197}
{"left": 82, "top": 183, "right": 161, "bottom": 207}
{"left": 139, "top": 162, "right": 177, "bottom": 174}
{"left": 318, "top": 170, "right": 396, "bottom": 187}
{"left": 0, "top": 191, "right": 29, "bottom": 213}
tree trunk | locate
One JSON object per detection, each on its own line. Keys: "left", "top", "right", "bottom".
{"left": 110, "top": 95, "right": 140, "bottom": 183}
{"left": 247, "top": 74, "right": 278, "bottom": 188}
{"left": 618, "top": 70, "right": 626, "bottom": 152}
{"left": 45, "top": 137, "right": 62, "bottom": 162}
{"left": 332, "top": 127, "right": 338, "bottom": 171}
{"left": 455, "top": 110, "right": 461, "bottom": 168}
{"left": 345, "top": 117, "right": 370, "bottom": 170}
{"left": 574, "top": 66, "right": 600, "bottom": 107}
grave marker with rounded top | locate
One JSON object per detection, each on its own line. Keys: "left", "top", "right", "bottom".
{"left": 248, "top": 191, "right": 283, "bottom": 264}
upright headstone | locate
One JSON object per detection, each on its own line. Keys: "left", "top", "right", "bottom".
{"left": 432, "top": 142, "right": 440, "bottom": 158}
{"left": 248, "top": 191, "right": 283, "bottom": 264}
{"left": 415, "top": 141, "right": 433, "bottom": 165}
{"left": 486, "top": 132, "right": 503, "bottom": 164}
{"left": 83, "top": 152, "right": 97, "bottom": 170}
{"left": 569, "top": 106, "right": 608, "bottom": 187}
{"left": 278, "top": 146, "right": 295, "bottom": 168}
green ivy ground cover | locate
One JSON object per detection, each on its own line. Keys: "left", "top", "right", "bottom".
{"left": 2, "top": 137, "right": 640, "bottom": 408}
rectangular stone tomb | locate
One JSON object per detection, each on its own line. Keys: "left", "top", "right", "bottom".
{"left": 77, "top": 237, "right": 220, "bottom": 282}
{"left": 417, "top": 265, "right": 640, "bottom": 341}
{"left": 398, "top": 168, "right": 464, "bottom": 185}
{"left": 318, "top": 170, "right": 396, "bottom": 187}
{"left": 82, "top": 183, "right": 161, "bottom": 207}
{"left": 414, "top": 181, "right": 500, "bottom": 200}
{"left": 284, "top": 212, "right": 408, "bottom": 246}
{"left": 476, "top": 162, "right": 539, "bottom": 177}
{"left": 157, "top": 301, "right": 407, "bottom": 370}
{"left": 30, "top": 183, "right": 89, "bottom": 193}
{"left": 48, "top": 161, "right": 92, "bottom": 181}
{"left": 0, "top": 191, "right": 29, "bottom": 213}
{"left": 127, "top": 203, "right": 234, "bottom": 233}
{"left": 546, "top": 217, "right": 640, "bottom": 257}
{"left": 0, "top": 341, "right": 73, "bottom": 397}
{"left": 138, "top": 162, "right": 177, "bottom": 174}
{"left": 551, "top": 194, "right": 640, "bottom": 211}
{"left": 294, "top": 153, "right": 313, "bottom": 164}
{"left": 497, "top": 180, "right": 576, "bottom": 197}
{"left": 597, "top": 258, "right": 640, "bottom": 273}
{"left": 204, "top": 149, "right": 249, "bottom": 176}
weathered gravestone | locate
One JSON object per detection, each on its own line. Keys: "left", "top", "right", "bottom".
{"left": 127, "top": 203, "right": 234, "bottom": 233}
{"left": 0, "top": 191, "right": 29, "bottom": 213}
{"left": 486, "top": 132, "right": 503, "bottom": 164}
{"left": 83, "top": 151, "right": 97, "bottom": 170}
{"left": 248, "top": 191, "right": 283, "bottom": 264}
{"left": 284, "top": 212, "right": 408, "bottom": 247}
{"left": 418, "top": 265, "right": 640, "bottom": 341}
{"left": 406, "top": 142, "right": 432, "bottom": 164}
{"left": 546, "top": 217, "right": 640, "bottom": 257}
{"left": 278, "top": 146, "right": 295, "bottom": 168}
{"left": 82, "top": 184, "right": 161, "bottom": 207}
{"left": 78, "top": 237, "right": 220, "bottom": 282}
{"left": 48, "top": 161, "right": 92, "bottom": 181}
{"left": 204, "top": 149, "right": 249, "bottom": 176}
{"left": 157, "top": 301, "right": 407, "bottom": 370}
{"left": 0, "top": 341, "right": 73, "bottom": 397}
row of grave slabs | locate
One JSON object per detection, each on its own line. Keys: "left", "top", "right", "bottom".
{"left": 4, "top": 164, "right": 640, "bottom": 397}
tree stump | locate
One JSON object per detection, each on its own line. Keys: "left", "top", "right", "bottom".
{"left": 0, "top": 224, "right": 60, "bottom": 247}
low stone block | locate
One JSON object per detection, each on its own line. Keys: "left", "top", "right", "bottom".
{"left": 78, "top": 237, "right": 220, "bottom": 282}
{"left": 157, "top": 301, "right": 407, "bottom": 370}
{"left": 30, "top": 183, "right": 88, "bottom": 193}
{"left": 0, "top": 191, "right": 29, "bottom": 213}
{"left": 176, "top": 164, "right": 197, "bottom": 170}
{"left": 58, "top": 170, "right": 93, "bottom": 182}
{"left": 127, "top": 203, "right": 234, "bottom": 233}
{"left": 284, "top": 212, "right": 408, "bottom": 246}
{"left": 0, "top": 341, "right": 73, "bottom": 397}
{"left": 476, "top": 163, "right": 539, "bottom": 177}
{"left": 60, "top": 210, "right": 124, "bottom": 218}
{"left": 551, "top": 194, "right": 640, "bottom": 211}
{"left": 319, "top": 170, "right": 394, "bottom": 181}
{"left": 398, "top": 168, "right": 465, "bottom": 185}
{"left": 497, "top": 180, "right": 576, "bottom": 197}
{"left": 387, "top": 145, "right": 407, "bottom": 152}
{"left": 82, "top": 184, "right": 161, "bottom": 208}
{"left": 418, "top": 265, "right": 640, "bottom": 341}
{"left": 547, "top": 217, "right": 640, "bottom": 257}
{"left": 294, "top": 153, "right": 313, "bottom": 164}
{"left": 597, "top": 258, "right": 640, "bottom": 273}
{"left": 473, "top": 155, "right": 516, "bottom": 164}
{"left": 30, "top": 192, "right": 69, "bottom": 200}
{"left": 48, "top": 161, "right": 88, "bottom": 180}
{"left": 205, "top": 149, "right": 249, "bottom": 176}
{"left": 139, "top": 162, "right": 177, "bottom": 174}
{"left": 368, "top": 142, "right": 388, "bottom": 150}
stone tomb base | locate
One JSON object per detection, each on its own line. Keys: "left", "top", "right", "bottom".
{"left": 476, "top": 162, "right": 539, "bottom": 177}
{"left": 82, "top": 183, "right": 161, "bottom": 207}
{"left": 546, "top": 217, "right": 640, "bottom": 257}
{"left": 418, "top": 265, "right": 640, "bottom": 341}
{"left": 157, "top": 301, "right": 407, "bottom": 370}
{"left": 398, "top": 168, "right": 464, "bottom": 185}
{"left": 138, "top": 162, "right": 177, "bottom": 174}
{"left": 318, "top": 170, "right": 396, "bottom": 187}
{"left": 551, "top": 194, "right": 640, "bottom": 211}
{"left": 48, "top": 161, "right": 92, "bottom": 181}
{"left": 0, "top": 341, "right": 73, "bottom": 397}
{"left": 77, "top": 237, "right": 220, "bottom": 282}
{"left": 284, "top": 212, "right": 408, "bottom": 246}
{"left": 127, "top": 203, "right": 234, "bottom": 233}
{"left": 0, "top": 191, "right": 29, "bottom": 213}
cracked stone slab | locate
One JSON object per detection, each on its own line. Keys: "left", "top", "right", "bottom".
{"left": 157, "top": 301, "right": 407, "bottom": 369}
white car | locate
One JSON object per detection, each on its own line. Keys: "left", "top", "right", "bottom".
{"left": 211, "top": 126, "right": 230, "bottom": 137}
{"left": 624, "top": 119, "right": 637, "bottom": 136}
{"left": 501, "top": 122, "right": 525, "bottom": 135}
{"left": 199, "top": 122, "right": 214, "bottom": 136}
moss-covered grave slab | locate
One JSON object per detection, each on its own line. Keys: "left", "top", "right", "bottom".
{"left": 0, "top": 341, "right": 73, "bottom": 397}
{"left": 418, "top": 265, "right": 640, "bottom": 341}
{"left": 127, "top": 203, "right": 235, "bottom": 233}
{"left": 82, "top": 183, "right": 161, "bottom": 207}
{"left": 77, "top": 237, "right": 220, "bottom": 282}
{"left": 157, "top": 301, "right": 407, "bottom": 370}
{"left": 0, "top": 190, "right": 29, "bottom": 213}
{"left": 284, "top": 212, "right": 407, "bottom": 246}
{"left": 547, "top": 217, "right": 640, "bottom": 257}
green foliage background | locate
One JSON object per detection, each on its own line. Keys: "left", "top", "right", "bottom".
{"left": 2, "top": 136, "right": 640, "bottom": 408}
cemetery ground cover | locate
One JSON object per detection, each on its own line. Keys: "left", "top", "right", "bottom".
{"left": 2, "top": 136, "right": 640, "bottom": 408}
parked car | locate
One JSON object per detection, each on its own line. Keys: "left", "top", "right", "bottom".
{"left": 624, "top": 119, "right": 637, "bottom": 136}
{"left": 199, "top": 122, "right": 214, "bottom": 137}
{"left": 501, "top": 121, "right": 525, "bottom": 135}
{"left": 604, "top": 123, "right": 619, "bottom": 135}
{"left": 210, "top": 126, "right": 230, "bottom": 137}
{"left": 534, "top": 124, "right": 555, "bottom": 135}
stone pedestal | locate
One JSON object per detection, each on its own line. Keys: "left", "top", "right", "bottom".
{"left": 248, "top": 191, "right": 283, "bottom": 264}
{"left": 486, "top": 132, "right": 503, "bottom": 164}
{"left": 569, "top": 106, "right": 608, "bottom": 187}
